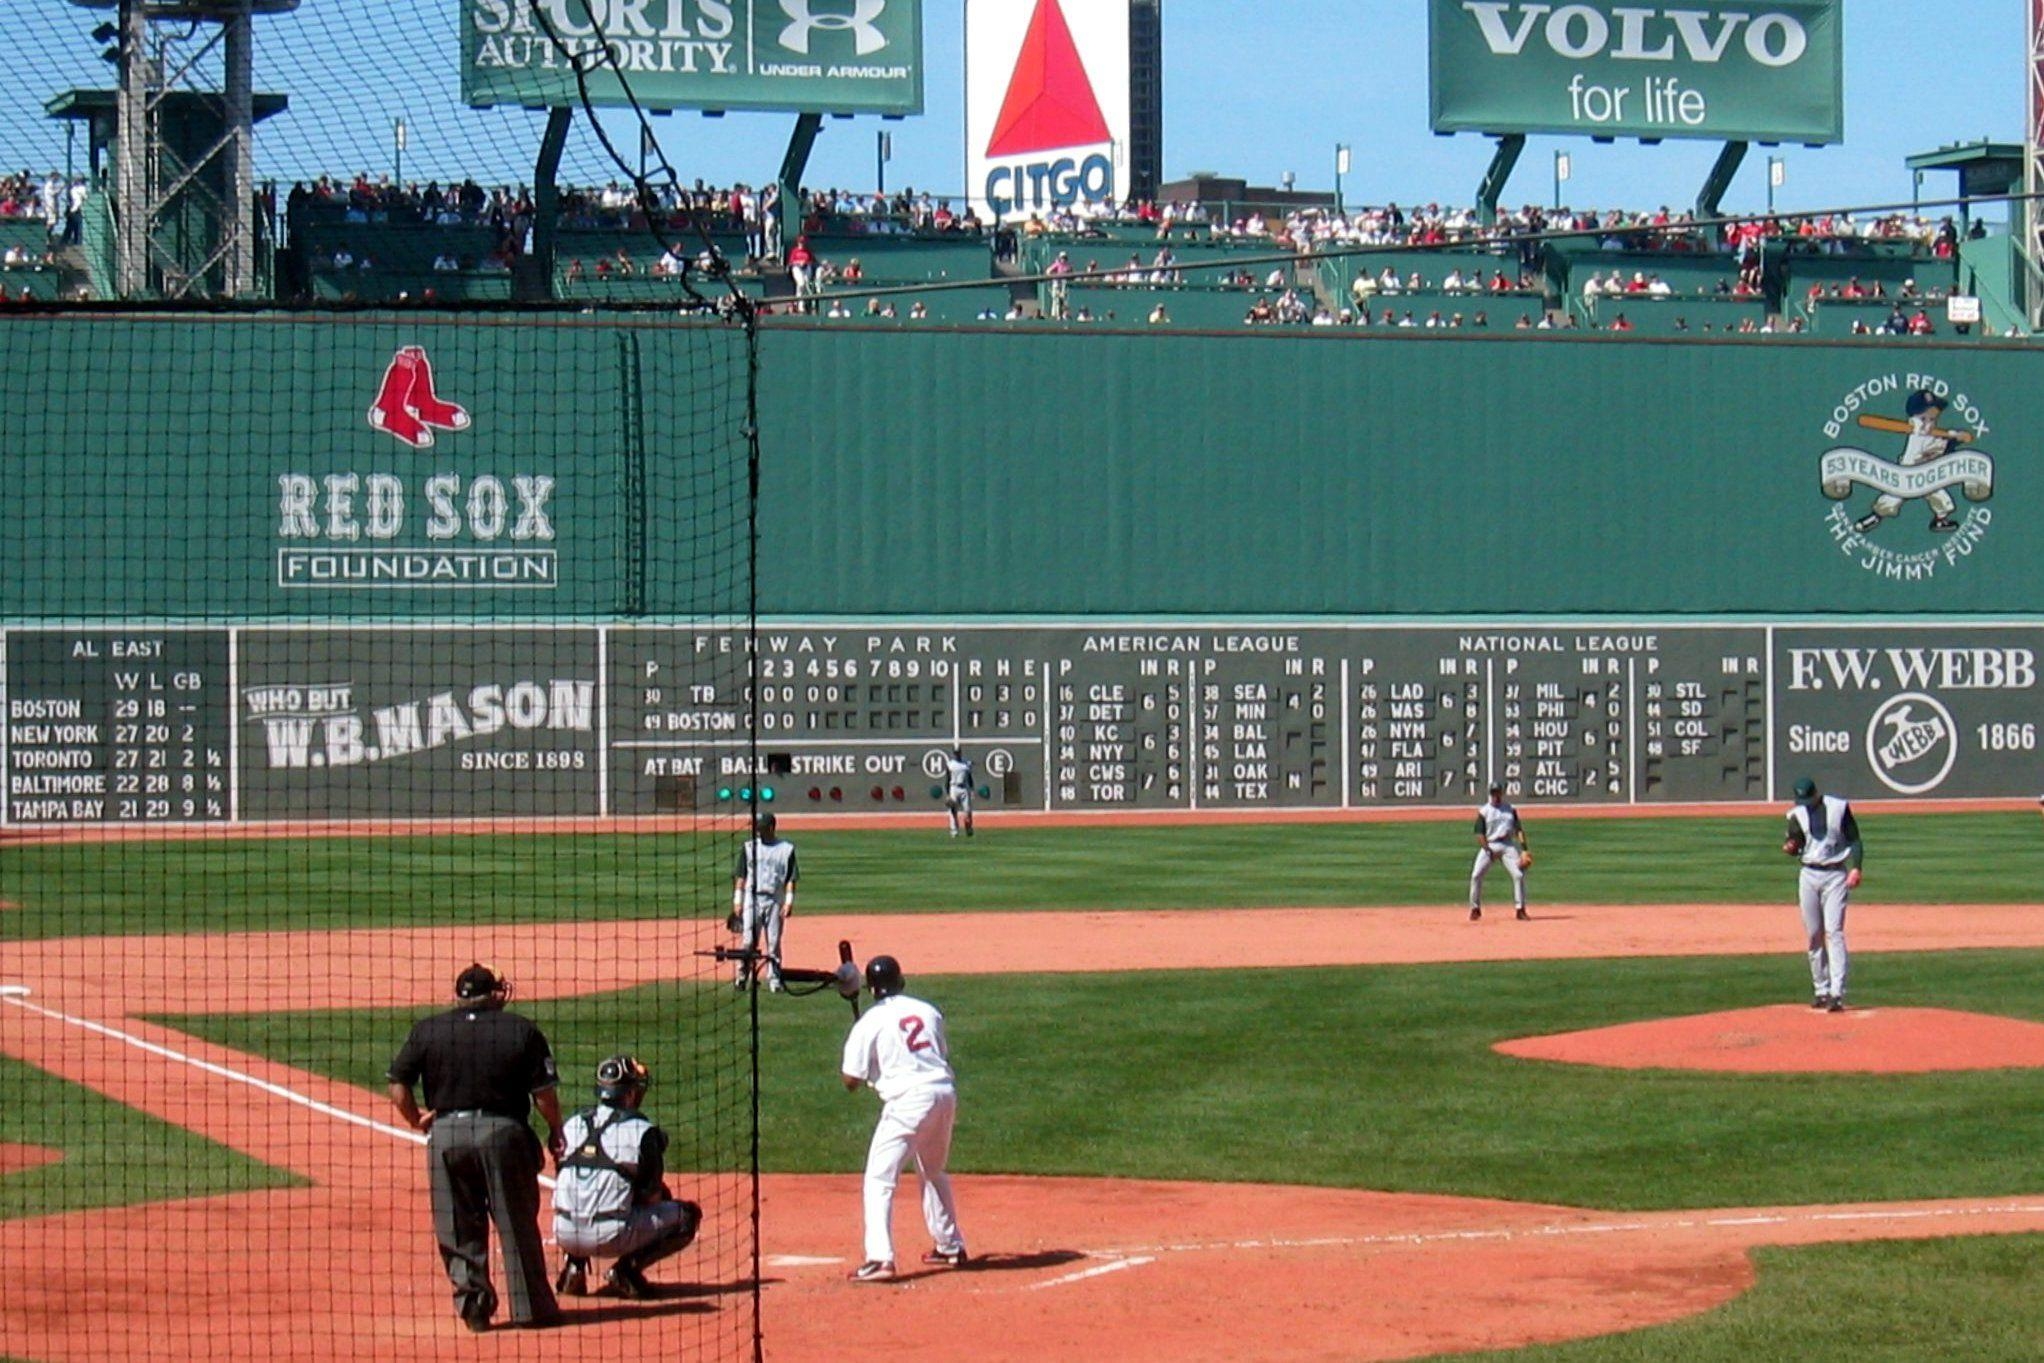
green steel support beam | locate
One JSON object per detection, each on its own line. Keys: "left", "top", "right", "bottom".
{"left": 519, "top": 106, "right": 573, "bottom": 303}
{"left": 778, "top": 112, "right": 823, "bottom": 255}
{"left": 1477, "top": 134, "right": 1526, "bottom": 228}
{"left": 1697, "top": 141, "right": 1749, "bottom": 222}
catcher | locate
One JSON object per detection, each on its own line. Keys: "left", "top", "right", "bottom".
{"left": 1469, "top": 783, "right": 1531, "bottom": 921}
{"left": 551, "top": 1054, "right": 701, "bottom": 1300}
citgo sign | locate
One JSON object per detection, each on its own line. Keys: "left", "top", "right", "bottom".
{"left": 965, "top": 0, "right": 1131, "bottom": 222}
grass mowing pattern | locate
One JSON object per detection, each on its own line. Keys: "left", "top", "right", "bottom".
{"left": 1, "top": 812, "right": 2037, "bottom": 939}
{"left": 1459, "top": 1235, "right": 2044, "bottom": 1362}
{"left": 162, "top": 950, "right": 2044, "bottom": 1213}
{"left": 0, "top": 1053, "right": 297, "bottom": 1222}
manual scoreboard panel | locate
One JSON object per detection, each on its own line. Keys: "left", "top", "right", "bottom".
{"left": 2, "top": 623, "right": 2035, "bottom": 823}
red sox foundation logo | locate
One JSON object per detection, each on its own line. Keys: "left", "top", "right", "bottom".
{"left": 368, "top": 345, "right": 471, "bottom": 448}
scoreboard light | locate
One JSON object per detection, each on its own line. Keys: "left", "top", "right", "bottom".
{"left": 716, "top": 786, "right": 734, "bottom": 801}
{"left": 738, "top": 787, "right": 753, "bottom": 801}
{"left": 760, "top": 787, "right": 776, "bottom": 802}
{"left": 808, "top": 787, "right": 823, "bottom": 802}
{"left": 830, "top": 787, "right": 843, "bottom": 802}
{"left": 870, "top": 785, "right": 885, "bottom": 801}
{"left": 892, "top": 786, "right": 906, "bottom": 801}
{"left": 929, "top": 783, "right": 943, "bottom": 799}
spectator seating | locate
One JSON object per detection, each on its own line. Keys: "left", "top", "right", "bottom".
{"left": 1583, "top": 295, "right": 1771, "bottom": 336}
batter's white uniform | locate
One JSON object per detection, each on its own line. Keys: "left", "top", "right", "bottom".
{"left": 945, "top": 755, "right": 974, "bottom": 836}
{"left": 1869, "top": 412, "right": 1959, "bottom": 524}
{"left": 1787, "top": 793, "right": 1860, "bottom": 1003}
{"left": 841, "top": 993, "right": 965, "bottom": 1266}
{"left": 1470, "top": 798, "right": 1528, "bottom": 915}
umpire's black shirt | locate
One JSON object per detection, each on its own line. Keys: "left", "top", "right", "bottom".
{"left": 387, "top": 1004, "right": 559, "bottom": 1119}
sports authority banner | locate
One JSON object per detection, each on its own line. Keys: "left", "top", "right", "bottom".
{"left": 966, "top": 0, "right": 1131, "bottom": 223}
{"left": 1429, "top": 1, "right": 1843, "bottom": 144}
{"left": 462, "top": 0, "right": 924, "bottom": 115}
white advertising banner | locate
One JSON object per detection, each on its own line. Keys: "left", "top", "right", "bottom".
{"left": 965, "top": 0, "right": 1131, "bottom": 224}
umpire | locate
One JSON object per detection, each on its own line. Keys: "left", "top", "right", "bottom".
{"left": 387, "top": 963, "right": 565, "bottom": 1332}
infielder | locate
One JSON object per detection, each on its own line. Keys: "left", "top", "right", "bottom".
{"left": 944, "top": 747, "right": 975, "bottom": 838}
{"left": 840, "top": 955, "right": 968, "bottom": 1283}
{"left": 1852, "top": 389, "right": 1970, "bottom": 535}
{"left": 552, "top": 1054, "right": 701, "bottom": 1300}
{"left": 731, "top": 812, "right": 798, "bottom": 992}
{"left": 1470, "top": 783, "right": 1530, "bottom": 921}
{"left": 1782, "top": 776, "right": 1863, "bottom": 1011}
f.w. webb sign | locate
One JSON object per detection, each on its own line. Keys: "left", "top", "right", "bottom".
{"left": 1430, "top": 1, "right": 1842, "bottom": 144}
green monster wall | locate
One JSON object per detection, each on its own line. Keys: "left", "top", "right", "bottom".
{"left": 752, "top": 325, "right": 2034, "bottom": 618}
{"left": 0, "top": 316, "right": 2034, "bottom": 620}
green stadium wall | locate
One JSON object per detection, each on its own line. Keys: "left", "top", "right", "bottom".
{"left": 1, "top": 316, "right": 2035, "bottom": 621}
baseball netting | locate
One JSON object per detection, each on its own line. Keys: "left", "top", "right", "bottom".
{"left": 2, "top": 2, "right": 767, "bottom": 1360}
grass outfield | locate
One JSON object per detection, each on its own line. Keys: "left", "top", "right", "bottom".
{"left": 0, "top": 1053, "right": 295, "bottom": 1222}
{"left": 1, "top": 811, "right": 2038, "bottom": 938}
{"left": 164, "top": 951, "right": 2044, "bottom": 1213}
{"left": 1459, "top": 1236, "right": 2044, "bottom": 1361}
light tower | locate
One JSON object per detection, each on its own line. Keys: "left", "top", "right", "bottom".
{"left": 70, "top": 0, "right": 298, "bottom": 299}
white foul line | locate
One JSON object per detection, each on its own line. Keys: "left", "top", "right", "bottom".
{"left": 1076, "top": 1200, "right": 2044, "bottom": 1261}
{"left": 1028, "top": 1256, "right": 1156, "bottom": 1291}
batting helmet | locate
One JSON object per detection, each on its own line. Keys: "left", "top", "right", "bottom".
{"left": 596, "top": 1053, "right": 651, "bottom": 1100}
{"left": 1905, "top": 388, "right": 1946, "bottom": 417}
{"left": 865, "top": 955, "right": 905, "bottom": 998}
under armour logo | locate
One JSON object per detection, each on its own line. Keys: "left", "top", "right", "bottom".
{"left": 779, "top": 0, "right": 889, "bottom": 56}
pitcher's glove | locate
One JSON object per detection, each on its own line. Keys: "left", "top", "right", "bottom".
{"left": 1518, "top": 850, "right": 1533, "bottom": 870}
{"left": 725, "top": 911, "right": 743, "bottom": 934}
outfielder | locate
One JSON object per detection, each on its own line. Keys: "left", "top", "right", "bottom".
{"left": 1470, "top": 783, "right": 1530, "bottom": 921}
{"left": 944, "top": 747, "right": 975, "bottom": 838}
{"left": 1852, "top": 389, "right": 1971, "bottom": 535}
{"left": 1782, "top": 776, "right": 1863, "bottom": 1011}
{"left": 840, "top": 955, "right": 968, "bottom": 1283}
{"left": 731, "top": 812, "right": 798, "bottom": 992}
{"left": 552, "top": 1054, "right": 702, "bottom": 1300}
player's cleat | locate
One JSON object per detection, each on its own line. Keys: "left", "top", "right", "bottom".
{"left": 606, "top": 1263, "right": 655, "bottom": 1299}
{"left": 965, "top": 825, "right": 974, "bottom": 837}
{"left": 1811, "top": 994, "right": 1831, "bottom": 1010}
{"left": 555, "top": 1256, "right": 589, "bottom": 1297}
{"left": 458, "top": 1287, "right": 496, "bottom": 1333}
{"left": 1515, "top": 908, "right": 1530, "bottom": 921}
{"left": 849, "top": 1260, "right": 896, "bottom": 1283}
{"left": 1852, "top": 512, "right": 1881, "bottom": 534}
{"left": 920, "top": 1247, "right": 969, "bottom": 1268}
{"left": 767, "top": 975, "right": 784, "bottom": 994}
{"left": 1469, "top": 906, "right": 1481, "bottom": 921}
{"left": 1827, "top": 996, "right": 1847, "bottom": 1013}
{"left": 1929, "top": 516, "right": 1960, "bottom": 533}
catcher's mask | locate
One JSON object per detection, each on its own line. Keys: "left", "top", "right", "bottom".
{"left": 865, "top": 955, "right": 905, "bottom": 998}
{"left": 596, "top": 1053, "right": 651, "bottom": 1101}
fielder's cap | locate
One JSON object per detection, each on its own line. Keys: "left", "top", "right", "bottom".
{"left": 1793, "top": 777, "right": 1818, "bottom": 801}
{"left": 754, "top": 811, "right": 777, "bottom": 837}
{"left": 455, "top": 963, "right": 502, "bottom": 1000}
{"left": 1489, "top": 782, "right": 1504, "bottom": 796}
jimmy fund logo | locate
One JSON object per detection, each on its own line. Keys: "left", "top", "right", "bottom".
{"left": 1817, "top": 373, "right": 1996, "bottom": 581}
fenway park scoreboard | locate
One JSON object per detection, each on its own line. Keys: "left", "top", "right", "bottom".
{"left": 1, "top": 623, "right": 2037, "bottom": 825}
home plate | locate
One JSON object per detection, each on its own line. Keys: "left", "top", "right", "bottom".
{"left": 765, "top": 1255, "right": 844, "bottom": 1268}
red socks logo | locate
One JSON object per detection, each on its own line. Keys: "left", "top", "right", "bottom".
{"left": 367, "top": 345, "right": 471, "bottom": 448}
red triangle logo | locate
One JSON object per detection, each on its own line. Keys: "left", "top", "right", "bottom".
{"left": 986, "top": 0, "right": 1111, "bottom": 158}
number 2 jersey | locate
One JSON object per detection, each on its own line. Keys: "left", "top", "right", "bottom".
{"left": 841, "top": 993, "right": 954, "bottom": 1102}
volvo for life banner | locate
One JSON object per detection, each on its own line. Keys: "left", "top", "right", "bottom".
{"left": 463, "top": 0, "right": 924, "bottom": 115}
{"left": 1429, "top": 1, "right": 1843, "bottom": 144}
{"left": 965, "top": 0, "right": 1131, "bottom": 223}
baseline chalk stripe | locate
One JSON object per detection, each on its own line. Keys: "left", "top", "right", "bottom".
{"left": 1028, "top": 1255, "right": 1156, "bottom": 1291}
{"left": 0, "top": 985, "right": 31, "bottom": 997}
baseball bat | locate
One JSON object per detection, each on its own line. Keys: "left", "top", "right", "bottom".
{"left": 1856, "top": 414, "right": 1973, "bottom": 443}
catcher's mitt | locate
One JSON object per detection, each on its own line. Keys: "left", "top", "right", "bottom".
{"left": 725, "top": 911, "right": 743, "bottom": 934}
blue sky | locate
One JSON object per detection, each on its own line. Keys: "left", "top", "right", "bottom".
{"left": 5, "top": 1, "right": 2027, "bottom": 217}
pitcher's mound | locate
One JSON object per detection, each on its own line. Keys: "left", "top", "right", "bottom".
{"left": 0, "top": 1143, "right": 62, "bottom": 1177}
{"left": 1497, "top": 1006, "right": 2044, "bottom": 1074}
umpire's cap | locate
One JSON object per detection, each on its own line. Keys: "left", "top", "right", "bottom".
{"left": 596, "top": 1053, "right": 651, "bottom": 1100}
{"left": 454, "top": 962, "right": 504, "bottom": 1001}
{"left": 865, "top": 955, "right": 905, "bottom": 998}
{"left": 1905, "top": 388, "right": 1946, "bottom": 417}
